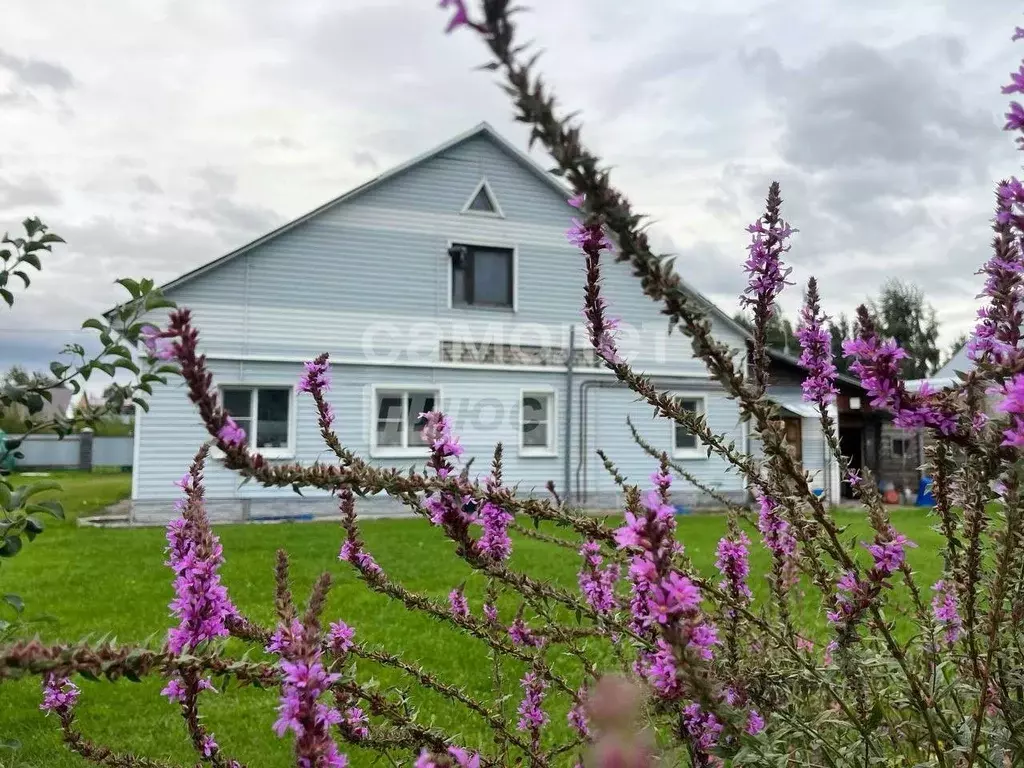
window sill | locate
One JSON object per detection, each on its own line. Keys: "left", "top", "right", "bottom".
{"left": 369, "top": 447, "right": 431, "bottom": 460}
{"left": 212, "top": 446, "right": 295, "bottom": 461}
{"left": 672, "top": 450, "right": 707, "bottom": 461}
{"left": 520, "top": 448, "right": 558, "bottom": 459}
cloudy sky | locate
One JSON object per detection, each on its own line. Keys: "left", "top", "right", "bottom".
{"left": 0, "top": 0, "right": 1021, "bottom": 383}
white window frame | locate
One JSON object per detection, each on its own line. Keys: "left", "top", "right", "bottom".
{"left": 519, "top": 388, "right": 558, "bottom": 457}
{"left": 369, "top": 384, "right": 442, "bottom": 458}
{"left": 217, "top": 384, "right": 297, "bottom": 459}
{"left": 669, "top": 391, "right": 708, "bottom": 460}
{"left": 447, "top": 239, "right": 519, "bottom": 313}
{"left": 460, "top": 177, "right": 505, "bottom": 218}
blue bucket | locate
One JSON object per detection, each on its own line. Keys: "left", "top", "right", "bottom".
{"left": 916, "top": 477, "right": 934, "bottom": 507}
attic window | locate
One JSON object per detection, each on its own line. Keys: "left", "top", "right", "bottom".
{"left": 461, "top": 179, "right": 503, "bottom": 217}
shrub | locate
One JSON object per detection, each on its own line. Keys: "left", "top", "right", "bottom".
{"left": 4, "top": 3, "right": 1024, "bottom": 767}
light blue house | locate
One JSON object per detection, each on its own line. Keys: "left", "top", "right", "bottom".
{"left": 128, "top": 123, "right": 840, "bottom": 521}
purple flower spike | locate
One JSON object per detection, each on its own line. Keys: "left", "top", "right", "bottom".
{"left": 517, "top": 671, "right": 548, "bottom": 751}
{"left": 932, "top": 579, "right": 962, "bottom": 644}
{"left": 448, "top": 587, "right": 470, "bottom": 618}
{"left": 796, "top": 277, "right": 838, "bottom": 408}
{"left": 297, "top": 357, "right": 331, "bottom": 394}
{"left": 41, "top": 675, "right": 80, "bottom": 714}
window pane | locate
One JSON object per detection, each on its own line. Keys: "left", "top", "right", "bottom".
{"left": 451, "top": 261, "right": 468, "bottom": 306}
{"left": 376, "top": 395, "right": 403, "bottom": 447}
{"left": 675, "top": 398, "right": 700, "bottom": 451}
{"left": 255, "top": 388, "right": 290, "bottom": 448}
{"left": 523, "top": 422, "right": 548, "bottom": 448}
{"left": 522, "top": 395, "right": 548, "bottom": 423}
{"left": 675, "top": 424, "right": 697, "bottom": 450}
{"left": 467, "top": 186, "right": 496, "bottom": 212}
{"left": 407, "top": 392, "right": 437, "bottom": 446}
{"left": 222, "top": 389, "right": 251, "bottom": 418}
{"left": 472, "top": 249, "right": 512, "bottom": 306}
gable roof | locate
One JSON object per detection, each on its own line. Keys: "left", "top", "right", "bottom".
{"left": 107, "top": 122, "right": 754, "bottom": 344}
{"left": 765, "top": 347, "right": 867, "bottom": 392}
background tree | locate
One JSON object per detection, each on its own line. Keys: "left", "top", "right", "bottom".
{"left": 828, "top": 312, "right": 855, "bottom": 376}
{"left": 733, "top": 309, "right": 799, "bottom": 355}
{"left": 2, "top": 366, "right": 61, "bottom": 390}
{"left": 867, "top": 279, "right": 941, "bottom": 379}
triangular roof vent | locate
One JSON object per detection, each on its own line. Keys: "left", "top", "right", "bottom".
{"left": 461, "top": 178, "right": 503, "bottom": 217}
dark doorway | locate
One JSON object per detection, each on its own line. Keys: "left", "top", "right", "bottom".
{"left": 839, "top": 427, "right": 863, "bottom": 500}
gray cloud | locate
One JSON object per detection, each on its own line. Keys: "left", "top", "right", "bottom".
{"left": 0, "top": 175, "right": 61, "bottom": 209}
{"left": 0, "top": 0, "right": 1020, "bottom": 358}
{"left": 351, "top": 150, "right": 378, "bottom": 170}
{"left": 0, "top": 49, "right": 74, "bottom": 91}
{"left": 134, "top": 174, "right": 162, "bottom": 195}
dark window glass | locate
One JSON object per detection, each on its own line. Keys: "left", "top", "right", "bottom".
{"left": 451, "top": 244, "right": 513, "bottom": 308}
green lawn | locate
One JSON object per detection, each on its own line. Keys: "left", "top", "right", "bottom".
{"left": 0, "top": 472, "right": 946, "bottom": 768}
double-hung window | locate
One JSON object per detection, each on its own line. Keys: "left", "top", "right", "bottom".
{"left": 520, "top": 391, "right": 556, "bottom": 456}
{"left": 372, "top": 388, "right": 439, "bottom": 456}
{"left": 450, "top": 243, "right": 514, "bottom": 309}
{"left": 671, "top": 394, "right": 706, "bottom": 460}
{"left": 220, "top": 386, "right": 294, "bottom": 457}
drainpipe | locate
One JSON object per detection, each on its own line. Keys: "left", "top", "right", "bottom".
{"left": 575, "top": 378, "right": 625, "bottom": 502}
{"left": 562, "top": 326, "right": 575, "bottom": 503}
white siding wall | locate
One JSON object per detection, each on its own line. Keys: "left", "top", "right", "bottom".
{"left": 135, "top": 130, "right": 753, "bottom": 511}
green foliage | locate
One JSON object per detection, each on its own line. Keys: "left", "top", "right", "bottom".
{"left": 732, "top": 309, "right": 799, "bottom": 355}
{"left": 0, "top": 216, "right": 176, "bottom": 578}
{"left": 868, "top": 278, "right": 942, "bottom": 379}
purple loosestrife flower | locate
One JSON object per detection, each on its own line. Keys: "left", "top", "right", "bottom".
{"left": 995, "top": 374, "right": 1024, "bottom": 448}
{"left": 415, "top": 752, "right": 438, "bottom": 768}
{"left": 714, "top": 532, "right": 753, "bottom": 605}
{"left": 796, "top": 277, "right": 838, "bottom": 407}
{"left": 578, "top": 540, "right": 620, "bottom": 615}
{"left": 217, "top": 416, "right": 247, "bottom": 447}
{"left": 866, "top": 531, "right": 916, "bottom": 575}
{"left": 746, "top": 710, "right": 766, "bottom": 736}
{"left": 509, "top": 617, "right": 544, "bottom": 647}
{"left": 201, "top": 735, "right": 218, "bottom": 757}
{"left": 438, "top": 0, "right": 469, "bottom": 33}
{"left": 338, "top": 538, "right": 383, "bottom": 576}
{"left": 478, "top": 501, "right": 513, "bottom": 562}
{"left": 482, "top": 602, "right": 498, "bottom": 623}
{"left": 681, "top": 702, "right": 724, "bottom": 758}
{"left": 271, "top": 617, "right": 347, "bottom": 768}
{"left": 165, "top": 471, "right": 236, "bottom": 656}
{"left": 844, "top": 309, "right": 959, "bottom": 433}
{"left": 141, "top": 324, "right": 176, "bottom": 361}
{"left": 1004, "top": 63, "right": 1024, "bottom": 95}
{"left": 297, "top": 358, "right": 331, "bottom": 394}
{"left": 344, "top": 707, "right": 369, "bottom": 740}
{"left": 448, "top": 587, "right": 469, "bottom": 618}
{"left": 40, "top": 675, "right": 80, "bottom": 714}
{"left": 638, "top": 640, "right": 684, "bottom": 700}
{"left": 932, "top": 579, "right": 962, "bottom": 644}
{"left": 755, "top": 491, "right": 796, "bottom": 560}
{"left": 328, "top": 621, "right": 355, "bottom": 654}
{"left": 161, "top": 676, "right": 215, "bottom": 704}
{"left": 568, "top": 688, "right": 591, "bottom": 738}
{"left": 517, "top": 671, "right": 549, "bottom": 748}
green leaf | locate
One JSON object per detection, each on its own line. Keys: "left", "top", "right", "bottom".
{"left": 39, "top": 232, "right": 65, "bottom": 244}
{"left": 20, "top": 253, "right": 41, "bottom": 270}
{"left": 1, "top": 593, "right": 22, "bottom": 613}
{"left": 0, "top": 536, "right": 22, "bottom": 557}
{"left": 116, "top": 278, "right": 141, "bottom": 298}
{"left": 27, "top": 501, "right": 63, "bottom": 520}
{"left": 12, "top": 269, "right": 29, "bottom": 287}
{"left": 22, "top": 217, "right": 42, "bottom": 236}
{"left": 0, "top": 737, "right": 22, "bottom": 751}
{"left": 0, "top": 288, "right": 12, "bottom": 307}
{"left": 81, "top": 318, "right": 107, "bottom": 332}
{"left": 135, "top": 398, "right": 149, "bottom": 413}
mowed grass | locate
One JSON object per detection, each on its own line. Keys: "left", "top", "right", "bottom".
{"left": 0, "top": 471, "right": 946, "bottom": 767}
